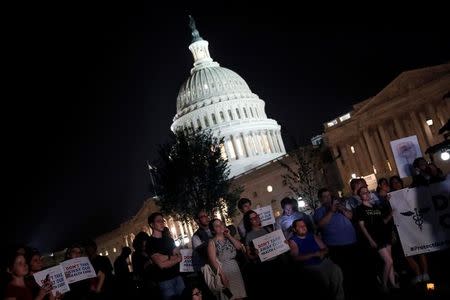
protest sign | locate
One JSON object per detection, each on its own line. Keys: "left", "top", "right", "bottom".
{"left": 252, "top": 229, "right": 289, "bottom": 262}
{"left": 180, "top": 249, "right": 194, "bottom": 272}
{"left": 389, "top": 178, "right": 450, "bottom": 256}
{"left": 60, "top": 257, "right": 97, "bottom": 284}
{"left": 254, "top": 205, "right": 275, "bottom": 227}
{"left": 33, "top": 265, "right": 70, "bottom": 296}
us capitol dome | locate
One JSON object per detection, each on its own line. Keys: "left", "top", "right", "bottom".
{"left": 171, "top": 17, "right": 286, "bottom": 178}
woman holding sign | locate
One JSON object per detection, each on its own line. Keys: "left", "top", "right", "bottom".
{"left": 207, "top": 218, "right": 247, "bottom": 300}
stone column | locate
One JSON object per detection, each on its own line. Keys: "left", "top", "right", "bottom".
{"left": 362, "top": 130, "right": 378, "bottom": 174}
{"left": 409, "top": 111, "right": 429, "bottom": 154}
{"left": 266, "top": 130, "right": 275, "bottom": 153}
{"left": 276, "top": 131, "right": 286, "bottom": 153}
{"left": 332, "top": 146, "right": 348, "bottom": 185}
{"left": 270, "top": 131, "right": 280, "bottom": 152}
{"left": 377, "top": 124, "right": 397, "bottom": 175}
{"left": 124, "top": 236, "right": 129, "bottom": 247}
{"left": 242, "top": 133, "right": 252, "bottom": 157}
{"left": 231, "top": 135, "right": 241, "bottom": 159}
{"left": 250, "top": 131, "right": 262, "bottom": 155}
{"left": 393, "top": 117, "right": 405, "bottom": 138}
{"left": 418, "top": 111, "right": 433, "bottom": 147}
{"left": 342, "top": 144, "right": 360, "bottom": 176}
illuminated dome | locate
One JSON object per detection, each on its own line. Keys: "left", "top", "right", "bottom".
{"left": 171, "top": 18, "right": 286, "bottom": 177}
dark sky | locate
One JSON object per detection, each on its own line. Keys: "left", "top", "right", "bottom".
{"left": 5, "top": 4, "right": 449, "bottom": 252}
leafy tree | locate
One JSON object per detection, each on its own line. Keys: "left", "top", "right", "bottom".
{"left": 154, "top": 128, "right": 242, "bottom": 223}
{"left": 280, "top": 145, "right": 324, "bottom": 211}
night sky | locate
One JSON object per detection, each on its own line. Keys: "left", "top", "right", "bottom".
{"left": 5, "top": 4, "right": 449, "bottom": 252}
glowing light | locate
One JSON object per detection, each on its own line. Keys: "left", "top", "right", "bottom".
{"left": 175, "top": 240, "right": 181, "bottom": 247}
{"left": 387, "top": 160, "right": 392, "bottom": 171}
{"left": 426, "top": 283, "right": 435, "bottom": 291}
{"left": 99, "top": 253, "right": 103, "bottom": 256}
{"left": 267, "top": 185, "right": 273, "bottom": 192}
{"left": 113, "top": 248, "right": 117, "bottom": 253}
{"left": 105, "top": 251, "right": 109, "bottom": 256}
{"left": 183, "top": 237, "right": 190, "bottom": 244}
{"left": 50, "top": 253, "right": 54, "bottom": 257}
{"left": 351, "top": 173, "right": 357, "bottom": 179}
{"left": 373, "top": 165, "right": 377, "bottom": 174}
{"left": 441, "top": 152, "right": 450, "bottom": 161}
{"left": 298, "top": 200, "right": 306, "bottom": 208}
{"left": 350, "top": 146, "right": 355, "bottom": 153}
{"left": 426, "top": 119, "right": 433, "bottom": 126}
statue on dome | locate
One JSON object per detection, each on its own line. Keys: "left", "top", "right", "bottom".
{"left": 188, "top": 15, "right": 203, "bottom": 43}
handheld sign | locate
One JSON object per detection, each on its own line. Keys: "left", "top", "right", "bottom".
{"left": 179, "top": 249, "right": 194, "bottom": 272}
{"left": 60, "top": 257, "right": 97, "bottom": 284}
{"left": 33, "top": 265, "right": 70, "bottom": 296}
{"left": 254, "top": 205, "right": 276, "bottom": 227}
{"left": 252, "top": 229, "right": 290, "bottom": 262}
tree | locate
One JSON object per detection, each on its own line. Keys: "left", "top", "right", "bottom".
{"left": 280, "top": 145, "right": 325, "bottom": 211}
{"left": 154, "top": 128, "right": 242, "bottom": 223}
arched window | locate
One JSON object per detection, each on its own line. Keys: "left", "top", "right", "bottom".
{"left": 212, "top": 113, "right": 217, "bottom": 125}
{"left": 197, "top": 118, "right": 202, "bottom": 128}
{"left": 236, "top": 108, "right": 241, "bottom": 119}
{"left": 219, "top": 111, "right": 225, "bottom": 122}
{"left": 228, "top": 109, "right": 234, "bottom": 120}
{"left": 204, "top": 116, "right": 209, "bottom": 127}
{"left": 250, "top": 107, "right": 254, "bottom": 118}
{"left": 243, "top": 107, "right": 248, "bottom": 118}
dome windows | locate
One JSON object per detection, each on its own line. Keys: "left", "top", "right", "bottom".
{"left": 243, "top": 107, "right": 248, "bottom": 118}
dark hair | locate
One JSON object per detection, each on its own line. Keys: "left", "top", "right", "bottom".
{"left": 195, "top": 209, "right": 207, "bottom": 220}
{"left": 292, "top": 218, "right": 307, "bottom": 231}
{"left": 350, "top": 178, "right": 360, "bottom": 191}
{"left": 25, "top": 248, "right": 40, "bottom": 266}
{"left": 413, "top": 157, "right": 427, "bottom": 169}
{"left": 121, "top": 247, "right": 132, "bottom": 257}
{"left": 208, "top": 218, "right": 222, "bottom": 234}
{"left": 83, "top": 239, "right": 97, "bottom": 252}
{"left": 148, "top": 212, "right": 163, "bottom": 225}
{"left": 280, "top": 197, "right": 298, "bottom": 212}
{"left": 317, "top": 188, "right": 329, "bottom": 199}
{"left": 389, "top": 175, "right": 404, "bottom": 190}
{"left": 65, "top": 244, "right": 83, "bottom": 260}
{"left": 227, "top": 224, "right": 237, "bottom": 237}
{"left": 357, "top": 186, "right": 368, "bottom": 197}
{"left": 376, "top": 178, "right": 389, "bottom": 192}
{"left": 238, "top": 198, "right": 251, "bottom": 210}
{"left": 132, "top": 231, "right": 149, "bottom": 250}
{"left": 243, "top": 210, "right": 257, "bottom": 232}
{"left": 6, "top": 252, "right": 24, "bottom": 271}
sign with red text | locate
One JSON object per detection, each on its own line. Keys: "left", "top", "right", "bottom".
{"left": 252, "top": 229, "right": 289, "bottom": 262}
{"left": 34, "top": 265, "right": 70, "bottom": 296}
{"left": 254, "top": 205, "right": 276, "bottom": 227}
{"left": 60, "top": 257, "right": 97, "bottom": 284}
{"left": 180, "top": 249, "right": 194, "bottom": 272}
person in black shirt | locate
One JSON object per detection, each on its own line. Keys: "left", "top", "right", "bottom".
{"left": 146, "top": 212, "right": 184, "bottom": 300}
{"left": 84, "top": 239, "right": 114, "bottom": 299}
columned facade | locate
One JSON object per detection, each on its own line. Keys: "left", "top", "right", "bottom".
{"left": 324, "top": 63, "right": 450, "bottom": 192}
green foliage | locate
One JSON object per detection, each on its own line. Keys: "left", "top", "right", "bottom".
{"left": 155, "top": 128, "right": 242, "bottom": 223}
{"left": 280, "top": 146, "right": 324, "bottom": 211}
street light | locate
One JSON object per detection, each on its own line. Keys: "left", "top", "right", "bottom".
{"left": 441, "top": 151, "right": 450, "bottom": 161}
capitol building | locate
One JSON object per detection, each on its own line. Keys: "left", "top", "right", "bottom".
{"left": 84, "top": 21, "right": 449, "bottom": 263}
{"left": 171, "top": 20, "right": 286, "bottom": 177}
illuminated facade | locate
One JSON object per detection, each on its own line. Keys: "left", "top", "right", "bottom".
{"left": 171, "top": 21, "right": 286, "bottom": 177}
{"left": 324, "top": 63, "right": 450, "bottom": 192}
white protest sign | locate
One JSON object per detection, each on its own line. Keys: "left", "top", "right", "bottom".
{"left": 252, "top": 229, "right": 290, "bottom": 262}
{"left": 389, "top": 178, "right": 450, "bottom": 256}
{"left": 389, "top": 135, "right": 422, "bottom": 178}
{"left": 33, "top": 265, "right": 70, "bottom": 296}
{"left": 60, "top": 257, "right": 97, "bottom": 284}
{"left": 254, "top": 205, "right": 276, "bottom": 227}
{"left": 179, "top": 249, "right": 194, "bottom": 272}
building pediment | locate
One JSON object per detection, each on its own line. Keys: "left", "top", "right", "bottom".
{"left": 352, "top": 63, "right": 450, "bottom": 118}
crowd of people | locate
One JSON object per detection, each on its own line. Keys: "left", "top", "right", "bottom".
{"left": 2, "top": 157, "right": 448, "bottom": 300}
